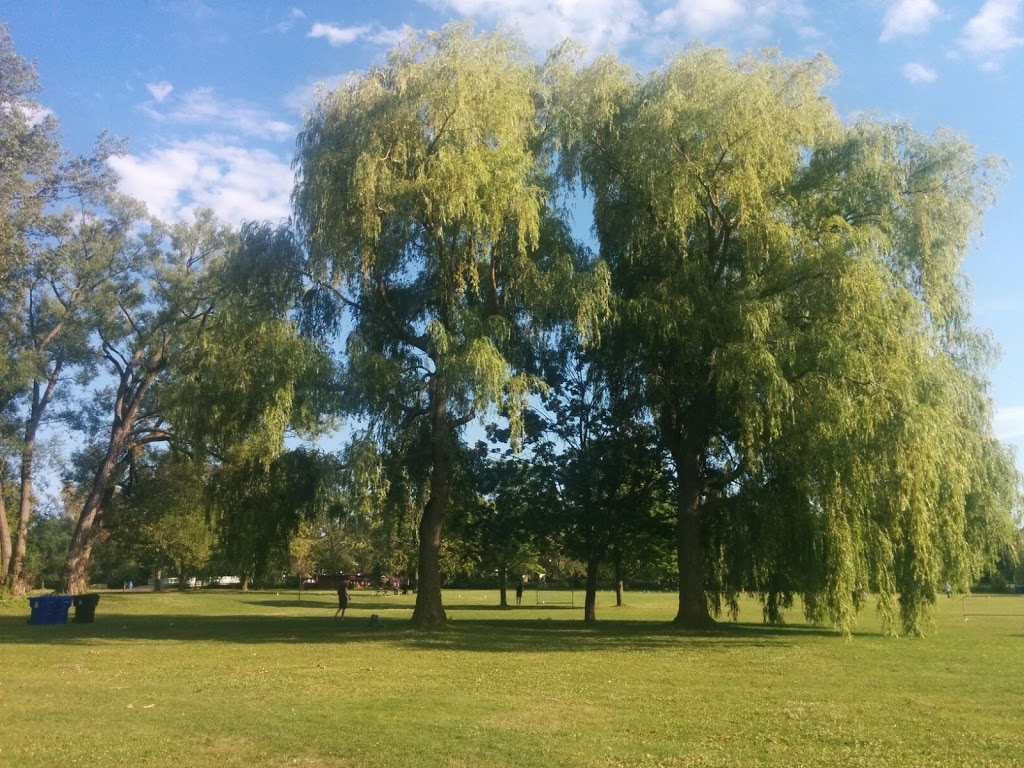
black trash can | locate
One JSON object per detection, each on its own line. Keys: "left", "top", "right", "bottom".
{"left": 72, "top": 593, "right": 100, "bottom": 623}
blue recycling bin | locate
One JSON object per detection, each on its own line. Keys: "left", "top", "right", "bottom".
{"left": 28, "top": 595, "right": 73, "bottom": 625}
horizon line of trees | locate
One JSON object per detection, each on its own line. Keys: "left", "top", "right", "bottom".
{"left": 2, "top": 23, "right": 1021, "bottom": 636}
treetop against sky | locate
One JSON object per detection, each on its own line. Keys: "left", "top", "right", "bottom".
{"left": 6, "top": 0, "right": 1024, "bottom": 467}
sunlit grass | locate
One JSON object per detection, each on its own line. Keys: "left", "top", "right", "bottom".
{"left": 2, "top": 588, "right": 1023, "bottom": 767}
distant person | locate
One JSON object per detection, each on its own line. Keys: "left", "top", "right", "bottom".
{"left": 515, "top": 581, "right": 523, "bottom": 607}
{"left": 392, "top": 576, "right": 400, "bottom": 596}
{"left": 944, "top": 582, "right": 952, "bottom": 599}
{"left": 335, "top": 578, "right": 350, "bottom": 619}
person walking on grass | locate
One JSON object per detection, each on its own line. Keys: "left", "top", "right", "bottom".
{"left": 515, "top": 580, "right": 523, "bottom": 607}
{"left": 335, "top": 577, "right": 350, "bottom": 619}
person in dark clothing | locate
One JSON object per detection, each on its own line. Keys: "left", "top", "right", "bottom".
{"left": 515, "top": 581, "right": 524, "bottom": 607}
{"left": 334, "top": 578, "right": 350, "bottom": 619}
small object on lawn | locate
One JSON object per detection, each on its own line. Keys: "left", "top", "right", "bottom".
{"left": 369, "top": 613, "right": 381, "bottom": 628}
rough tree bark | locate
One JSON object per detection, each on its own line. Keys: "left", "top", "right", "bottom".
{"left": 0, "top": 472, "right": 11, "bottom": 583}
{"left": 667, "top": 394, "right": 715, "bottom": 629}
{"left": 9, "top": 368, "right": 61, "bottom": 594}
{"left": 412, "top": 382, "right": 453, "bottom": 628}
{"left": 498, "top": 565, "right": 508, "bottom": 608}
{"left": 63, "top": 353, "right": 159, "bottom": 594}
{"left": 584, "top": 555, "right": 600, "bottom": 623}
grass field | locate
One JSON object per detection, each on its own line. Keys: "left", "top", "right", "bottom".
{"left": 2, "top": 588, "right": 1023, "bottom": 767}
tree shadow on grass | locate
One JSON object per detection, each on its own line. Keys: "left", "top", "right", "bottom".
{"left": 0, "top": 610, "right": 862, "bottom": 652}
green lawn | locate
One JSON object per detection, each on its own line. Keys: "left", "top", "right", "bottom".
{"left": 1, "top": 588, "right": 1022, "bottom": 767}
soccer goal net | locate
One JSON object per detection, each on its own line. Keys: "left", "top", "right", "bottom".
{"left": 960, "top": 593, "right": 1024, "bottom": 621}
{"left": 534, "top": 584, "right": 576, "bottom": 607}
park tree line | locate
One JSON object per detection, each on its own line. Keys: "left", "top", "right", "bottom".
{"left": 1, "top": 24, "right": 1020, "bottom": 635}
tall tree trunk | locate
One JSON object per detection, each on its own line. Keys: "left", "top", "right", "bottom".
{"left": 412, "top": 385, "right": 453, "bottom": 628}
{"left": 64, "top": 476, "right": 114, "bottom": 594}
{"left": 64, "top": 415, "right": 134, "bottom": 594}
{"left": 9, "top": 424, "right": 37, "bottom": 595}
{"left": 9, "top": 370, "right": 60, "bottom": 594}
{"left": 668, "top": 396, "right": 714, "bottom": 629}
{"left": 154, "top": 566, "right": 163, "bottom": 592}
{"left": 584, "top": 555, "right": 599, "bottom": 623}
{"left": 614, "top": 557, "right": 624, "bottom": 607}
{"left": 498, "top": 565, "right": 508, "bottom": 608}
{"left": 64, "top": 359, "right": 158, "bottom": 594}
{"left": 0, "top": 471, "right": 12, "bottom": 584}
{"left": 241, "top": 575, "right": 250, "bottom": 592}
{"left": 674, "top": 477, "right": 712, "bottom": 627}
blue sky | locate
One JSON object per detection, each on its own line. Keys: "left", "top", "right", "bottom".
{"left": 7, "top": 0, "right": 1024, "bottom": 465}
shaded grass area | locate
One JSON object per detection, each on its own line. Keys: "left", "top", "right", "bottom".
{"left": 1, "top": 589, "right": 1023, "bottom": 767}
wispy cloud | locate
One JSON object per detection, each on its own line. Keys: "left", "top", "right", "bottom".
{"left": 141, "top": 87, "right": 293, "bottom": 141}
{"left": 975, "top": 297, "right": 1021, "bottom": 314}
{"left": 422, "top": 0, "right": 817, "bottom": 54}
{"left": 109, "top": 139, "right": 293, "bottom": 226}
{"left": 880, "top": 0, "right": 942, "bottom": 42}
{"left": 955, "top": 0, "right": 1024, "bottom": 70}
{"left": 3, "top": 100, "right": 56, "bottom": 128}
{"left": 272, "top": 7, "right": 306, "bottom": 34}
{"left": 995, "top": 406, "right": 1024, "bottom": 441}
{"left": 146, "top": 81, "right": 174, "bottom": 103}
{"left": 285, "top": 74, "right": 351, "bottom": 113}
{"left": 420, "top": 0, "right": 646, "bottom": 54}
{"left": 747, "top": 0, "right": 817, "bottom": 41}
{"left": 308, "top": 22, "right": 411, "bottom": 48}
{"left": 657, "top": 0, "right": 746, "bottom": 35}
{"left": 902, "top": 61, "right": 937, "bottom": 82}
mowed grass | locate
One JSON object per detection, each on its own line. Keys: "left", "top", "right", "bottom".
{"left": 1, "top": 588, "right": 1023, "bottom": 768}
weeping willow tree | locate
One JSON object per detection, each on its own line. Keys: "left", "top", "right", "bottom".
{"left": 161, "top": 222, "right": 343, "bottom": 588}
{"left": 293, "top": 25, "right": 607, "bottom": 626}
{"left": 558, "top": 48, "right": 1018, "bottom": 634}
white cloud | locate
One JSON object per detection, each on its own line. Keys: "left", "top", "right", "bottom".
{"left": 880, "top": 0, "right": 942, "bottom": 42}
{"left": 421, "top": 0, "right": 646, "bottom": 54}
{"left": 309, "top": 22, "right": 369, "bottom": 45}
{"left": 141, "top": 87, "right": 294, "bottom": 141}
{"left": 956, "top": 0, "right": 1024, "bottom": 69}
{"left": 368, "top": 25, "right": 414, "bottom": 47}
{"left": 146, "top": 81, "right": 174, "bottom": 103}
{"left": 3, "top": 100, "right": 56, "bottom": 128}
{"left": 995, "top": 406, "right": 1024, "bottom": 441}
{"left": 748, "top": 0, "right": 816, "bottom": 41}
{"left": 902, "top": 61, "right": 937, "bottom": 82}
{"left": 273, "top": 7, "right": 306, "bottom": 34}
{"left": 285, "top": 74, "right": 351, "bottom": 114}
{"left": 657, "top": 0, "right": 746, "bottom": 35}
{"left": 109, "top": 139, "right": 293, "bottom": 226}
{"left": 423, "top": 0, "right": 816, "bottom": 53}
{"left": 307, "top": 22, "right": 411, "bottom": 47}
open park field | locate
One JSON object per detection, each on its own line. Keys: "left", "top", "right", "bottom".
{"left": 2, "top": 588, "right": 1023, "bottom": 767}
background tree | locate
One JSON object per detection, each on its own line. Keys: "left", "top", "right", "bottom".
{"left": 0, "top": 24, "right": 130, "bottom": 593}
{"left": 293, "top": 25, "right": 607, "bottom": 627}
{"left": 60, "top": 213, "right": 341, "bottom": 594}
{"left": 466, "top": 450, "right": 548, "bottom": 607}
{"left": 558, "top": 48, "right": 1019, "bottom": 634}
{"left": 534, "top": 347, "right": 673, "bottom": 621}
{"left": 209, "top": 448, "right": 343, "bottom": 589}
{"left": 61, "top": 210, "right": 233, "bottom": 593}
{"left": 22, "top": 513, "right": 73, "bottom": 590}
{"left": 100, "top": 451, "right": 216, "bottom": 589}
